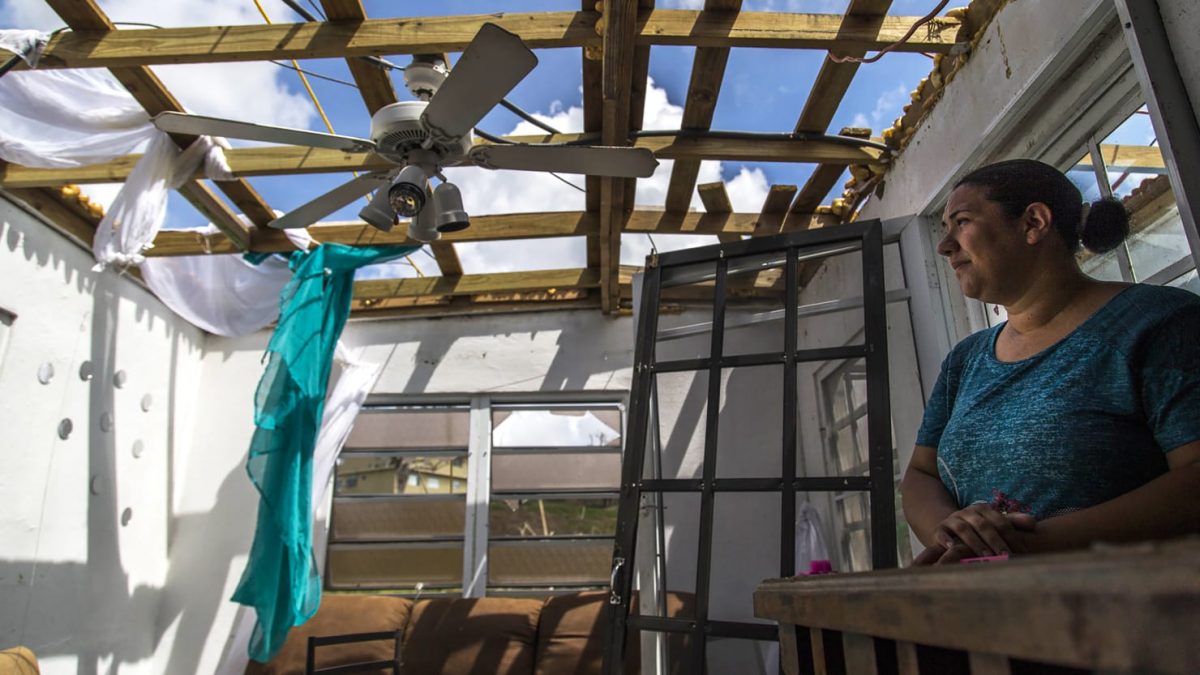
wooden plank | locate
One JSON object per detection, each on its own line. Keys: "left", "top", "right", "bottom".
{"left": 354, "top": 267, "right": 601, "bottom": 300}
{"left": 842, "top": 632, "right": 878, "bottom": 675}
{"left": 143, "top": 209, "right": 830, "bottom": 257}
{"left": 599, "top": 0, "right": 640, "bottom": 313}
{"left": 794, "top": 0, "right": 893, "bottom": 133}
{"left": 786, "top": 164, "right": 846, "bottom": 227}
{"left": 698, "top": 180, "right": 738, "bottom": 243}
{"left": 754, "top": 184, "right": 798, "bottom": 236}
{"left": 6, "top": 187, "right": 99, "bottom": 248}
{"left": 44, "top": 0, "right": 269, "bottom": 245}
{"left": 351, "top": 296, "right": 601, "bottom": 320}
{"left": 896, "top": 641, "right": 920, "bottom": 675}
{"left": 319, "top": 1, "right": 460, "bottom": 276}
{"left": 697, "top": 181, "right": 732, "bottom": 213}
{"left": 0, "top": 135, "right": 883, "bottom": 188}
{"left": 754, "top": 540, "right": 1200, "bottom": 674}
{"left": 778, "top": 624, "right": 802, "bottom": 675}
{"left": 968, "top": 652, "right": 1011, "bottom": 675}
{"left": 178, "top": 181, "right": 251, "bottom": 251}
{"left": 583, "top": 0, "right": 604, "bottom": 268}
{"left": 320, "top": 0, "right": 399, "bottom": 116}
{"left": 34, "top": 12, "right": 961, "bottom": 69}
{"left": 664, "top": 0, "right": 741, "bottom": 213}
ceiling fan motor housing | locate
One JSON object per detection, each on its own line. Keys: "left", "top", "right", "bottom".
{"left": 370, "top": 101, "right": 472, "bottom": 165}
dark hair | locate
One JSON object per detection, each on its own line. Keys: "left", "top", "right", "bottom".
{"left": 954, "top": 159, "right": 1130, "bottom": 254}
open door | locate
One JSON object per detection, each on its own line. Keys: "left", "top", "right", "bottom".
{"left": 604, "top": 221, "right": 899, "bottom": 674}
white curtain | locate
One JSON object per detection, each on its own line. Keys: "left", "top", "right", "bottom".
{"left": 0, "top": 60, "right": 233, "bottom": 267}
{"left": 139, "top": 225, "right": 312, "bottom": 337}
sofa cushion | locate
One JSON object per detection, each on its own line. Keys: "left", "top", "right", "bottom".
{"left": 403, "top": 597, "right": 543, "bottom": 675}
{"left": 245, "top": 594, "right": 412, "bottom": 675}
{"left": 534, "top": 591, "right": 695, "bottom": 675}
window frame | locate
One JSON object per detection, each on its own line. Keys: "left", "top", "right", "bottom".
{"left": 324, "top": 393, "right": 626, "bottom": 598}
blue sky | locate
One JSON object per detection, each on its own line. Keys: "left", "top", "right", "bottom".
{"left": 1, "top": 0, "right": 940, "bottom": 274}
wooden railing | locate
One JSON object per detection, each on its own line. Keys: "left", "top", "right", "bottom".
{"left": 754, "top": 539, "right": 1200, "bottom": 674}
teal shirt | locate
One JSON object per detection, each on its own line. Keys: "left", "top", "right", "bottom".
{"left": 916, "top": 284, "right": 1200, "bottom": 519}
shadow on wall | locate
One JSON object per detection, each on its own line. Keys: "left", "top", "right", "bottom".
{"left": 0, "top": 204, "right": 256, "bottom": 675}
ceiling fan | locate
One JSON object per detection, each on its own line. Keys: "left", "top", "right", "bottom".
{"left": 152, "top": 23, "right": 659, "bottom": 241}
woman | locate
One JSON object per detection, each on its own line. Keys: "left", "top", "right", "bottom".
{"left": 900, "top": 159, "right": 1200, "bottom": 565}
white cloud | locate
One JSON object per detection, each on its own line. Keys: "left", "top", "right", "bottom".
{"left": 440, "top": 77, "right": 769, "bottom": 273}
{"left": 1, "top": 0, "right": 315, "bottom": 130}
{"left": 853, "top": 83, "right": 910, "bottom": 132}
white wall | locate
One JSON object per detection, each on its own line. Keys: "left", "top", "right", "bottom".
{"left": 0, "top": 193, "right": 206, "bottom": 675}
{"left": 1159, "top": 0, "right": 1200, "bottom": 132}
{"left": 166, "top": 308, "right": 636, "bottom": 674}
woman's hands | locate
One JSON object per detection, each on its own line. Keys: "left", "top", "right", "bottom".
{"left": 913, "top": 504, "right": 1036, "bottom": 566}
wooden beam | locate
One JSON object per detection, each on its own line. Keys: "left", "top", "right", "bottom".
{"left": 697, "top": 181, "right": 733, "bottom": 213}
{"left": 321, "top": 0, "right": 465, "bottom": 277}
{"left": 583, "top": 0, "right": 604, "bottom": 269}
{"left": 795, "top": 1, "right": 893, "bottom": 133}
{"left": 320, "top": 0, "right": 399, "bottom": 116}
{"left": 44, "top": 0, "right": 267, "bottom": 247}
{"left": 33, "top": 12, "right": 961, "bottom": 69}
{"left": 351, "top": 296, "right": 602, "bottom": 320}
{"left": 0, "top": 134, "right": 883, "bottom": 188}
{"left": 6, "top": 187, "right": 99, "bottom": 248}
{"left": 599, "top": 0, "right": 640, "bottom": 313}
{"left": 354, "top": 267, "right": 601, "bottom": 300}
{"left": 790, "top": 2, "right": 891, "bottom": 234}
{"left": 753, "top": 184, "right": 798, "bottom": 236}
{"left": 697, "top": 180, "right": 739, "bottom": 244}
{"left": 785, "top": 163, "right": 846, "bottom": 230}
{"left": 664, "top": 0, "right": 742, "bottom": 214}
{"left": 142, "top": 209, "right": 836, "bottom": 257}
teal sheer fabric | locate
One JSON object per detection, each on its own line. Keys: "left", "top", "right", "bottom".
{"left": 232, "top": 243, "right": 418, "bottom": 663}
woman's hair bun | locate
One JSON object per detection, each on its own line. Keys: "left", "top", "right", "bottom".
{"left": 1080, "top": 197, "right": 1130, "bottom": 254}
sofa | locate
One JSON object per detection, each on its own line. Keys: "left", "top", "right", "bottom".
{"left": 245, "top": 591, "right": 693, "bottom": 675}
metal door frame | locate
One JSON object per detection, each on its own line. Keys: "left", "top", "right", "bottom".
{"left": 604, "top": 220, "right": 898, "bottom": 674}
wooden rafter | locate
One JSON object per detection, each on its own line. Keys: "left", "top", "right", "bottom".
{"left": 143, "top": 210, "right": 837, "bottom": 258}
{"left": 32, "top": 11, "right": 962, "bottom": 70}
{"left": 664, "top": 0, "right": 742, "bottom": 215}
{"left": 697, "top": 181, "right": 740, "bottom": 244}
{"left": 0, "top": 133, "right": 885, "bottom": 188}
{"left": 582, "top": 0, "right": 604, "bottom": 270}
{"left": 43, "top": 0, "right": 267, "bottom": 250}
{"left": 599, "top": 0, "right": 642, "bottom": 313}
{"left": 785, "top": 1, "right": 893, "bottom": 233}
{"left": 753, "top": 184, "right": 799, "bottom": 237}
{"left": 318, "top": 1, "right": 462, "bottom": 278}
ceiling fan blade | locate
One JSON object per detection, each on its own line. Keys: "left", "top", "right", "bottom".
{"left": 268, "top": 173, "right": 391, "bottom": 229}
{"left": 468, "top": 144, "right": 660, "bottom": 178}
{"left": 420, "top": 23, "right": 537, "bottom": 143}
{"left": 152, "top": 112, "right": 375, "bottom": 152}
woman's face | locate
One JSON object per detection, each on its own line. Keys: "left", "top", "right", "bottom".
{"left": 937, "top": 184, "right": 1032, "bottom": 303}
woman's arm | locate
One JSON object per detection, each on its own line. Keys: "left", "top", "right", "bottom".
{"left": 903, "top": 445, "right": 1036, "bottom": 561}
{"left": 899, "top": 445, "right": 959, "bottom": 547}
{"left": 1021, "top": 441, "right": 1200, "bottom": 553}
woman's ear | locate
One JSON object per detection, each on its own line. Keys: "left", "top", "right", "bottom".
{"left": 1022, "top": 202, "right": 1055, "bottom": 244}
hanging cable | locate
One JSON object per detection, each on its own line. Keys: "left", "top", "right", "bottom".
{"left": 548, "top": 172, "right": 586, "bottom": 193}
{"left": 499, "top": 99, "right": 562, "bottom": 135}
{"left": 827, "top": 0, "right": 951, "bottom": 64}
{"left": 269, "top": 61, "right": 359, "bottom": 88}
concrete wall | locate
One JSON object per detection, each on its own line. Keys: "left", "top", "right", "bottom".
{"left": 1159, "top": 0, "right": 1200, "bottom": 132}
{"left": 0, "top": 193, "right": 206, "bottom": 675}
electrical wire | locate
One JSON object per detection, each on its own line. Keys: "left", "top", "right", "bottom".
{"left": 548, "top": 172, "right": 586, "bottom": 193}
{"left": 827, "top": 0, "right": 951, "bottom": 64}
{"left": 269, "top": 61, "right": 359, "bottom": 88}
{"left": 302, "top": 0, "right": 328, "bottom": 20}
{"left": 499, "top": 99, "right": 562, "bottom": 135}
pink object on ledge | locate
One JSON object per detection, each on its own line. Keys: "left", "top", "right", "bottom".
{"left": 960, "top": 553, "right": 1010, "bottom": 564}
{"left": 804, "top": 560, "right": 834, "bottom": 575}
